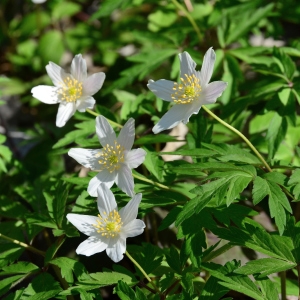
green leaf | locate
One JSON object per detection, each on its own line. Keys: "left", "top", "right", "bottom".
{"left": 176, "top": 167, "right": 254, "bottom": 225}
{"left": 22, "top": 273, "right": 63, "bottom": 300}
{"left": 256, "top": 277, "right": 279, "bottom": 300}
{"left": 234, "top": 258, "right": 296, "bottom": 277}
{"left": 252, "top": 176, "right": 292, "bottom": 234}
{"left": 89, "top": 271, "right": 137, "bottom": 286}
{"left": 266, "top": 113, "right": 287, "bottom": 159}
{"left": 115, "top": 281, "right": 135, "bottom": 300}
{"left": 50, "top": 257, "right": 89, "bottom": 284}
{"left": 38, "top": 30, "right": 64, "bottom": 65}
{"left": 135, "top": 134, "right": 178, "bottom": 145}
{"left": 53, "top": 120, "right": 95, "bottom": 149}
{"left": 202, "top": 261, "right": 265, "bottom": 300}
{"left": 166, "top": 247, "right": 181, "bottom": 274}
{"left": 226, "top": 3, "right": 274, "bottom": 45}
{"left": 52, "top": 1, "right": 81, "bottom": 20}
{"left": 0, "top": 262, "right": 39, "bottom": 276}
{"left": 0, "top": 275, "right": 24, "bottom": 297}
{"left": 142, "top": 147, "right": 164, "bottom": 181}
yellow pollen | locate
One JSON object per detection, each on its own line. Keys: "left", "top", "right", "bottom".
{"left": 171, "top": 74, "right": 201, "bottom": 104}
{"left": 97, "top": 140, "right": 125, "bottom": 173}
{"left": 58, "top": 77, "right": 83, "bottom": 102}
{"left": 93, "top": 210, "right": 123, "bottom": 238}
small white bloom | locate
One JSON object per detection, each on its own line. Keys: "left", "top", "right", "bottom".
{"left": 68, "top": 116, "right": 146, "bottom": 197}
{"left": 67, "top": 184, "right": 145, "bottom": 262}
{"left": 31, "top": 54, "right": 105, "bottom": 127}
{"left": 148, "top": 48, "right": 227, "bottom": 134}
{"left": 32, "top": 0, "right": 47, "bottom": 3}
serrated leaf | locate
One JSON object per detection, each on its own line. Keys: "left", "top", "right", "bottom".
{"left": 115, "top": 281, "right": 135, "bottom": 300}
{"left": 89, "top": 271, "right": 137, "bottom": 286}
{"left": 235, "top": 258, "right": 296, "bottom": 277}
{"left": 253, "top": 176, "right": 291, "bottom": 234}
{"left": 202, "top": 261, "right": 265, "bottom": 300}
{"left": 142, "top": 147, "right": 164, "bottom": 181}
{"left": 266, "top": 113, "right": 287, "bottom": 159}
{"left": 226, "top": 3, "right": 274, "bottom": 45}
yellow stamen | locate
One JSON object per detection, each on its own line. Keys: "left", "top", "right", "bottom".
{"left": 58, "top": 77, "right": 83, "bottom": 102}
{"left": 97, "top": 140, "right": 125, "bottom": 173}
{"left": 171, "top": 74, "right": 201, "bottom": 104}
{"left": 93, "top": 210, "right": 123, "bottom": 238}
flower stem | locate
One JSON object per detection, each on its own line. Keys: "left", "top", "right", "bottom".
{"left": 280, "top": 271, "right": 287, "bottom": 300}
{"left": 0, "top": 232, "right": 45, "bottom": 257}
{"left": 202, "top": 242, "right": 234, "bottom": 262}
{"left": 132, "top": 173, "right": 189, "bottom": 199}
{"left": 202, "top": 105, "right": 273, "bottom": 173}
{"left": 125, "top": 250, "right": 160, "bottom": 293}
{"left": 85, "top": 109, "right": 123, "bottom": 128}
{"left": 171, "top": 0, "right": 202, "bottom": 42}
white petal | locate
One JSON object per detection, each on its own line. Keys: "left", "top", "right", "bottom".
{"left": 31, "top": 86, "right": 59, "bottom": 104}
{"left": 82, "top": 72, "right": 106, "bottom": 96}
{"left": 119, "top": 193, "right": 142, "bottom": 226}
{"left": 46, "top": 62, "right": 68, "bottom": 87}
{"left": 152, "top": 103, "right": 200, "bottom": 134}
{"left": 87, "top": 171, "right": 115, "bottom": 197}
{"left": 76, "top": 96, "right": 96, "bottom": 112}
{"left": 179, "top": 52, "right": 197, "bottom": 78}
{"left": 200, "top": 47, "right": 216, "bottom": 86}
{"left": 56, "top": 102, "right": 76, "bottom": 127}
{"left": 71, "top": 54, "right": 87, "bottom": 82}
{"left": 106, "top": 238, "right": 126, "bottom": 262}
{"left": 96, "top": 116, "right": 117, "bottom": 146}
{"left": 66, "top": 213, "right": 98, "bottom": 236}
{"left": 124, "top": 149, "right": 146, "bottom": 169}
{"left": 202, "top": 81, "right": 227, "bottom": 104}
{"left": 122, "top": 219, "right": 145, "bottom": 238}
{"left": 76, "top": 236, "right": 108, "bottom": 256}
{"left": 115, "top": 164, "right": 134, "bottom": 197}
{"left": 68, "top": 148, "right": 99, "bottom": 169}
{"left": 97, "top": 184, "right": 118, "bottom": 216}
{"left": 117, "top": 118, "right": 135, "bottom": 151}
{"left": 32, "top": 0, "right": 47, "bottom": 3}
{"left": 147, "top": 79, "right": 175, "bottom": 102}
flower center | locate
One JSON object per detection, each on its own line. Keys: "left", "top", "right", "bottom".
{"left": 58, "top": 77, "right": 83, "bottom": 102}
{"left": 171, "top": 74, "right": 201, "bottom": 104}
{"left": 97, "top": 140, "right": 125, "bottom": 173}
{"left": 93, "top": 210, "right": 123, "bottom": 238}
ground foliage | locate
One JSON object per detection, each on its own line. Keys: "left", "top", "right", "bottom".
{"left": 1, "top": 0, "right": 300, "bottom": 299}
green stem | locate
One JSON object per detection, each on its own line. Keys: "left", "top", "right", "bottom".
{"left": 132, "top": 173, "right": 189, "bottom": 199}
{"left": 297, "top": 264, "right": 300, "bottom": 299}
{"left": 125, "top": 251, "right": 160, "bottom": 293}
{"left": 202, "top": 105, "right": 273, "bottom": 173}
{"left": 280, "top": 271, "right": 286, "bottom": 300}
{"left": 171, "top": 0, "right": 202, "bottom": 42}
{"left": 85, "top": 109, "right": 123, "bottom": 128}
{"left": 0, "top": 233, "right": 45, "bottom": 257}
{"left": 202, "top": 242, "right": 234, "bottom": 262}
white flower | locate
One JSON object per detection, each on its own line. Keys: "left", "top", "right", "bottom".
{"left": 147, "top": 48, "right": 227, "bottom": 134}
{"left": 67, "top": 184, "right": 145, "bottom": 262}
{"left": 32, "top": 0, "right": 47, "bottom": 3}
{"left": 31, "top": 54, "right": 105, "bottom": 127}
{"left": 68, "top": 116, "right": 146, "bottom": 197}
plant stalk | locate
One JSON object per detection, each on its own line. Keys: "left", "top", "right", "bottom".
{"left": 85, "top": 108, "right": 123, "bottom": 128}
{"left": 0, "top": 232, "right": 45, "bottom": 257}
{"left": 202, "top": 105, "right": 273, "bottom": 173}
{"left": 125, "top": 250, "right": 160, "bottom": 293}
{"left": 171, "top": 0, "right": 202, "bottom": 42}
{"left": 280, "top": 271, "right": 286, "bottom": 300}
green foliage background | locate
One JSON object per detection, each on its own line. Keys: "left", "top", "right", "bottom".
{"left": 1, "top": 0, "right": 300, "bottom": 299}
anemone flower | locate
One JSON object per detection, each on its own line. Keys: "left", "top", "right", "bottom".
{"left": 31, "top": 54, "right": 105, "bottom": 127}
{"left": 148, "top": 48, "right": 227, "bottom": 134}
